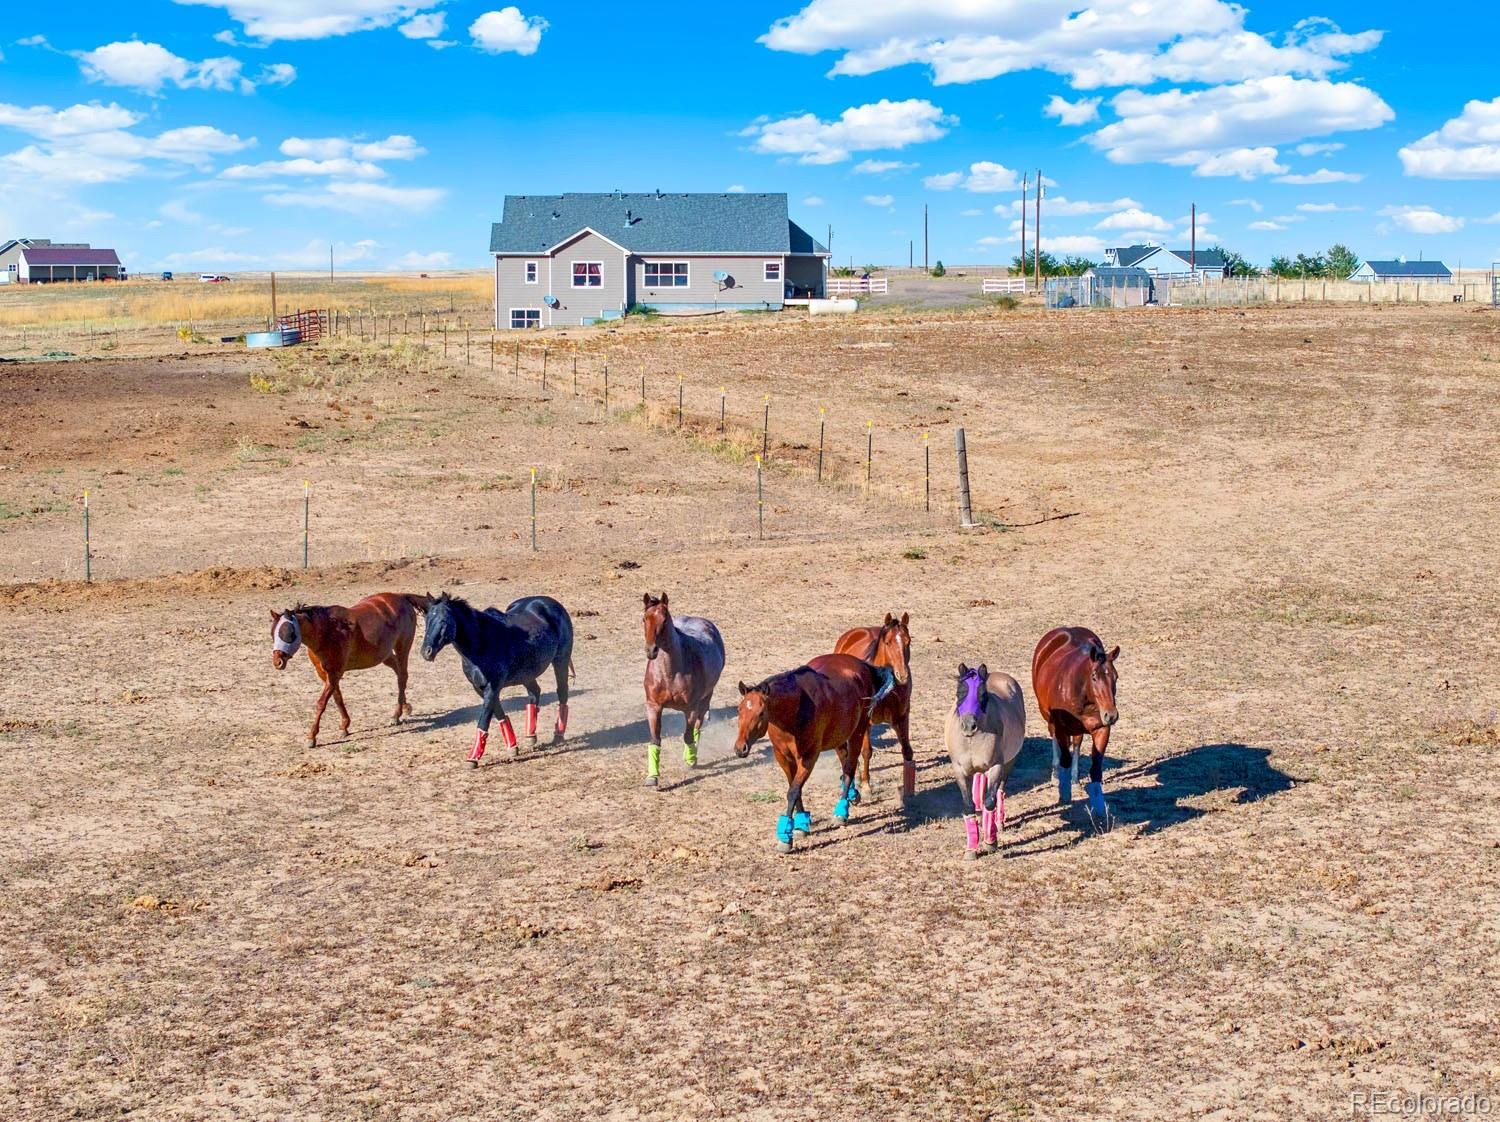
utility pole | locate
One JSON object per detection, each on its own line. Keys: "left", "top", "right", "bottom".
{"left": 1191, "top": 203, "right": 1197, "bottom": 276}
{"left": 923, "top": 205, "right": 929, "bottom": 273}
{"left": 827, "top": 224, "right": 833, "bottom": 261}
{"left": 329, "top": 244, "right": 334, "bottom": 283}
{"left": 270, "top": 270, "right": 277, "bottom": 323}
{"left": 1020, "top": 172, "right": 1029, "bottom": 284}
{"left": 1033, "top": 170, "right": 1043, "bottom": 292}
{"left": 909, "top": 240, "right": 913, "bottom": 269}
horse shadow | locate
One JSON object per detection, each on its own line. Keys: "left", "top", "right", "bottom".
{"left": 901, "top": 736, "right": 1108, "bottom": 825}
{"left": 1107, "top": 742, "right": 1293, "bottom": 836}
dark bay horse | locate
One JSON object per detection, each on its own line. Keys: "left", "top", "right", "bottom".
{"left": 1032, "top": 626, "right": 1120, "bottom": 821}
{"left": 733, "top": 653, "right": 896, "bottom": 853}
{"left": 833, "top": 612, "right": 914, "bottom": 803}
{"left": 269, "top": 592, "right": 429, "bottom": 748}
{"left": 420, "top": 592, "right": 574, "bottom": 766}
{"left": 642, "top": 592, "right": 726, "bottom": 788}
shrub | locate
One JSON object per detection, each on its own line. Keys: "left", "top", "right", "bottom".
{"left": 930, "top": 261, "right": 946, "bottom": 277}
{"left": 992, "top": 294, "right": 1019, "bottom": 310}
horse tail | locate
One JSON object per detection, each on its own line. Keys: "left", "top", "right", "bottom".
{"left": 868, "top": 663, "right": 897, "bottom": 712}
{"left": 568, "top": 657, "right": 577, "bottom": 681}
{"left": 402, "top": 593, "right": 431, "bottom": 615}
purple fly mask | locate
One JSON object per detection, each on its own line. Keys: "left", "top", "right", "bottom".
{"left": 955, "top": 664, "right": 987, "bottom": 736}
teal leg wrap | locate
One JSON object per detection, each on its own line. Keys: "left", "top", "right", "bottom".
{"left": 833, "top": 797, "right": 851, "bottom": 822}
{"left": 776, "top": 815, "right": 794, "bottom": 845}
{"left": 792, "top": 810, "right": 812, "bottom": 835}
{"left": 1057, "top": 768, "right": 1073, "bottom": 805}
{"left": 1086, "top": 780, "right": 1108, "bottom": 818}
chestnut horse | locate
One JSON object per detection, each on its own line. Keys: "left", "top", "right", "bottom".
{"left": 834, "top": 612, "right": 914, "bottom": 803}
{"left": 269, "top": 592, "right": 429, "bottom": 747}
{"left": 734, "top": 653, "right": 895, "bottom": 853}
{"left": 642, "top": 592, "right": 726, "bottom": 788}
{"left": 1032, "top": 626, "right": 1120, "bottom": 821}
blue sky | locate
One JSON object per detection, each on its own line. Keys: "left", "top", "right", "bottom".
{"left": 3, "top": 0, "right": 1498, "bottom": 272}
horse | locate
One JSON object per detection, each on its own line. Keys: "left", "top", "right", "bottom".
{"left": 833, "top": 612, "right": 915, "bottom": 803}
{"left": 269, "top": 592, "right": 429, "bottom": 748}
{"left": 943, "top": 663, "right": 1026, "bottom": 859}
{"left": 733, "top": 653, "right": 896, "bottom": 853}
{"left": 1032, "top": 626, "right": 1120, "bottom": 821}
{"left": 420, "top": 592, "right": 574, "bottom": 766}
{"left": 642, "top": 592, "right": 726, "bottom": 788}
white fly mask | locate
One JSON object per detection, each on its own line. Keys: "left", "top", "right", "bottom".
{"left": 273, "top": 613, "right": 302, "bottom": 659}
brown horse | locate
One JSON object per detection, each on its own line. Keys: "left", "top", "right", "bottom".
{"left": 1032, "top": 626, "right": 1120, "bottom": 821}
{"left": 733, "top": 653, "right": 896, "bottom": 853}
{"left": 642, "top": 592, "right": 726, "bottom": 788}
{"left": 834, "top": 612, "right": 914, "bottom": 803}
{"left": 270, "top": 592, "right": 429, "bottom": 747}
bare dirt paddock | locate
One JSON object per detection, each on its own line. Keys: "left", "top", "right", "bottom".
{"left": 2, "top": 302, "right": 1499, "bottom": 1121}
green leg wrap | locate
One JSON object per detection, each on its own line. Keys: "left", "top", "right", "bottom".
{"left": 683, "top": 726, "right": 699, "bottom": 767}
{"left": 647, "top": 744, "right": 661, "bottom": 779}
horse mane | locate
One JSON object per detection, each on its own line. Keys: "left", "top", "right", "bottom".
{"left": 752, "top": 666, "right": 811, "bottom": 694}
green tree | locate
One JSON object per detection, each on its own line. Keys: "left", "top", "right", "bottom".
{"left": 1210, "top": 246, "right": 1259, "bottom": 277}
{"left": 1324, "top": 243, "right": 1360, "bottom": 279}
{"left": 1293, "top": 253, "right": 1327, "bottom": 278}
{"left": 1267, "top": 255, "right": 1296, "bottom": 278}
{"left": 931, "top": 260, "right": 947, "bottom": 277}
{"left": 1059, "top": 255, "right": 1099, "bottom": 276}
{"left": 1010, "top": 249, "right": 1062, "bottom": 276}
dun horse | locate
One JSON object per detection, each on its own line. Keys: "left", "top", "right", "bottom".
{"left": 420, "top": 592, "right": 574, "bottom": 766}
{"left": 733, "top": 654, "right": 895, "bottom": 853}
{"left": 269, "top": 592, "right": 429, "bottom": 748}
{"left": 833, "top": 612, "right": 916, "bottom": 804}
{"left": 1032, "top": 626, "right": 1120, "bottom": 821}
{"left": 642, "top": 592, "right": 726, "bottom": 788}
{"left": 943, "top": 663, "right": 1026, "bottom": 859}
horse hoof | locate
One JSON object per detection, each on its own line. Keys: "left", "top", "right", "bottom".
{"left": 776, "top": 841, "right": 793, "bottom": 855}
{"left": 467, "top": 759, "right": 478, "bottom": 769}
{"left": 833, "top": 815, "right": 849, "bottom": 828}
{"left": 963, "top": 848, "right": 979, "bottom": 862}
{"left": 644, "top": 775, "right": 658, "bottom": 788}
{"left": 982, "top": 843, "right": 997, "bottom": 856}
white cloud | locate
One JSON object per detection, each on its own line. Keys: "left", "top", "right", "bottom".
{"left": 172, "top": 0, "right": 443, "bottom": 41}
{"left": 160, "top": 198, "right": 250, "bottom": 236}
{"left": 802, "top": 195, "right": 824, "bottom": 205}
{"left": 16, "top": 35, "right": 49, "bottom": 47}
{"left": 1296, "top": 202, "right": 1360, "bottom": 212}
{"left": 399, "top": 11, "right": 446, "bottom": 38}
{"left": 75, "top": 40, "right": 295, "bottom": 94}
{"left": 853, "top": 158, "right": 916, "bottom": 174}
{"left": 1043, "top": 95, "right": 1100, "bottom": 125}
{"left": 222, "top": 157, "right": 387, "bottom": 179}
{"left": 0, "top": 101, "right": 140, "bottom": 139}
{"left": 470, "top": 7, "right": 547, "bottom": 55}
{"left": 961, "top": 208, "right": 982, "bottom": 216}
{"left": 1043, "top": 234, "right": 1106, "bottom": 253}
{"left": 1399, "top": 97, "right": 1500, "bottom": 179}
{"left": 996, "top": 194, "right": 1140, "bottom": 217}
{"left": 726, "top": 184, "right": 746, "bottom": 192}
{"left": 1087, "top": 77, "right": 1391, "bottom": 176}
{"left": 395, "top": 249, "right": 453, "bottom": 269}
{"left": 743, "top": 98, "right": 954, "bottom": 165}
{"left": 759, "top": 3, "right": 1381, "bottom": 90}
{"left": 263, "top": 180, "right": 445, "bottom": 214}
{"left": 280, "top": 134, "right": 424, "bottom": 160}
{"left": 1379, "top": 205, "right": 1465, "bottom": 234}
{"left": 1295, "top": 140, "right": 1345, "bottom": 156}
{"left": 922, "top": 160, "right": 1018, "bottom": 191}
{"left": 1229, "top": 197, "right": 1263, "bottom": 212}
{"left": 1249, "top": 220, "right": 1287, "bottom": 230}
{"left": 1095, "top": 207, "right": 1170, "bottom": 232}
{"left": 1273, "top": 168, "right": 1362, "bottom": 184}
{"left": 863, "top": 193, "right": 895, "bottom": 206}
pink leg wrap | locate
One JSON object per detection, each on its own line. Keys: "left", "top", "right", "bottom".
{"left": 963, "top": 815, "right": 980, "bottom": 851}
{"left": 982, "top": 808, "right": 997, "bottom": 846}
{"left": 901, "top": 760, "right": 916, "bottom": 798}
{"left": 497, "top": 717, "right": 518, "bottom": 752}
{"left": 466, "top": 729, "right": 488, "bottom": 763}
{"left": 555, "top": 703, "right": 568, "bottom": 735}
{"left": 524, "top": 703, "right": 539, "bottom": 738}
{"left": 971, "top": 772, "right": 988, "bottom": 814}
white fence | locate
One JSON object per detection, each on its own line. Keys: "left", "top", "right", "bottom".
{"left": 981, "top": 277, "right": 1027, "bottom": 294}
{"left": 827, "top": 276, "right": 888, "bottom": 295}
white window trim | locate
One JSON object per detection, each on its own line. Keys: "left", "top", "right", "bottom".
{"left": 763, "top": 260, "right": 783, "bottom": 283}
{"left": 510, "top": 307, "right": 542, "bottom": 329}
{"left": 643, "top": 260, "right": 691, "bottom": 289}
{"left": 524, "top": 260, "right": 538, "bottom": 284}
{"left": 572, "top": 260, "right": 603, "bottom": 288}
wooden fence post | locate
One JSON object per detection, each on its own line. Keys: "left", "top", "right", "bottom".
{"left": 955, "top": 427, "right": 975, "bottom": 528}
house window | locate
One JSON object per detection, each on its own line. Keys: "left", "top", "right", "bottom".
{"left": 524, "top": 261, "right": 538, "bottom": 284}
{"left": 644, "top": 261, "right": 689, "bottom": 287}
{"left": 510, "top": 308, "right": 541, "bottom": 329}
{"left": 572, "top": 262, "right": 602, "bottom": 287}
{"left": 764, "top": 261, "right": 782, "bottom": 283}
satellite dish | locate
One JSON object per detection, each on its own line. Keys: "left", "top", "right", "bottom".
{"left": 543, "top": 295, "right": 559, "bottom": 307}
{"left": 713, "top": 270, "right": 729, "bottom": 282}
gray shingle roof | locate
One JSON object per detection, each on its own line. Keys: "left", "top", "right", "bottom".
{"left": 1361, "top": 259, "right": 1452, "bottom": 277}
{"left": 1110, "top": 245, "right": 1228, "bottom": 269}
{"left": 490, "top": 193, "right": 825, "bottom": 255}
{"left": 1087, "top": 266, "right": 1152, "bottom": 280}
{"left": 22, "top": 246, "right": 121, "bottom": 266}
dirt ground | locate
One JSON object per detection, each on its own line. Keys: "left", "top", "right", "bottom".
{"left": 2, "top": 301, "right": 1499, "bottom": 1121}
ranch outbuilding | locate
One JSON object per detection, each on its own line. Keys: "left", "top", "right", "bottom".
{"left": 0, "top": 238, "right": 124, "bottom": 284}
{"left": 1348, "top": 258, "right": 1452, "bottom": 282}
{"left": 488, "top": 192, "right": 830, "bottom": 328}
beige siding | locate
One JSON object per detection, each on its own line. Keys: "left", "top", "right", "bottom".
{"left": 630, "top": 254, "right": 785, "bottom": 309}
{"left": 549, "top": 231, "right": 628, "bottom": 325}
{"left": 494, "top": 253, "right": 548, "bottom": 328}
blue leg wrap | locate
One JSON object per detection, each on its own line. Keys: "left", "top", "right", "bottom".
{"left": 792, "top": 810, "right": 812, "bottom": 835}
{"left": 845, "top": 782, "right": 861, "bottom": 806}
{"left": 1057, "top": 768, "right": 1073, "bottom": 805}
{"left": 833, "top": 797, "right": 851, "bottom": 822}
{"left": 776, "top": 815, "right": 794, "bottom": 845}
{"left": 1086, "top": 780, "right": 1108, "bottom": 818}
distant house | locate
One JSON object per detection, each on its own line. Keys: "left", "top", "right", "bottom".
{"left": 1103, "top": 244, "right": 1231, "bottom": 279}
{"left": 0, "top": 238, "right": 123, "bottom": 284}
{"left": 1348, "top": 259, "right": 1453, "bottom": 283}
{"left": 488, "top": 192, "right": 829, "bottom": 328}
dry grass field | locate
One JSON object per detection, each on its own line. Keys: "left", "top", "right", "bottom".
{"left": 2, "top": 297, "right": 1499, "bottom": 1121}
